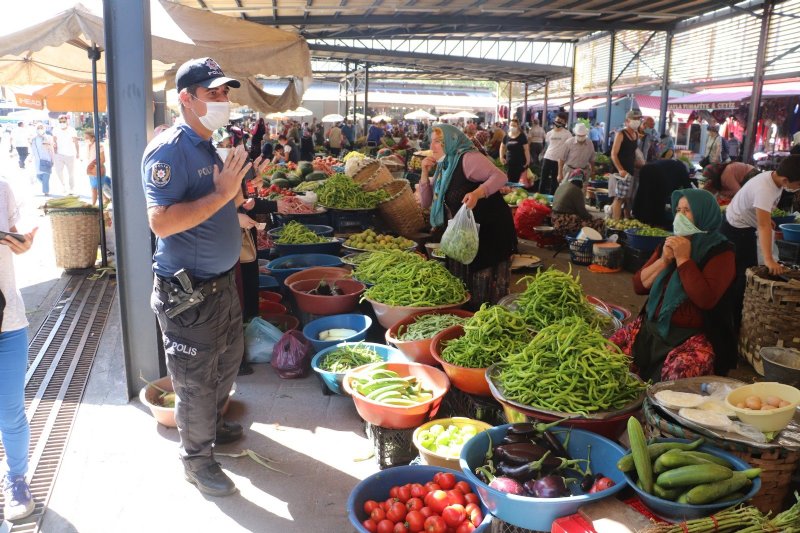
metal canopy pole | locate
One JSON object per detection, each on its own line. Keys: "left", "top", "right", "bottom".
{"left": 569, "top": 44, "right": 577, "bottom": 127}
{"left": 543, "top": 79, "right": 549, "bottom": 131}
{"left": 363, "top": 62, "right": 370, "bottom": 137}
{"left": 495, "top": 81, "right": 500, "bottom": 123}
{"left": 523, "top": 82, "right": 528, "bottom": 127}
{"left": 659, "top": 31, "right": 673, "bottom": 137}
{"left": 508, "top": 81, "right": 513, "bottom": 123}
{"left": 743, "top": 0, "right": 774, "bottom": 163}
{"left": 343, "top": 61, "right": 349, "bottom": 119}
{"left": 604, "top": 31, "right": 616, "bottom": 149}
{"left": 88, "top": 44, "right": 108, "bottom": 268}
{"left": 103, "top": 0, "right": 162, "bottom": 397}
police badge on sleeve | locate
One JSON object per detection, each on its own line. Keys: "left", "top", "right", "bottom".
{"left": 152, "top": 162, "right": 171, "bottom": 188}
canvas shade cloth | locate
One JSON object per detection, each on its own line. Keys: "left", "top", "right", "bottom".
{"left": 322, "top": 113, "right": 345, "bottom": 122}
{"left": 0, "top": 0, "right": 313, "bottom": 114}
{"left": 404, "top": 109, "right": 436, "bottom": 120}
{"left": 27, "top": 82, "right": 108, "bottom": 112}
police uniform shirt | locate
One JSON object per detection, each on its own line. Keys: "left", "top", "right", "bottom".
{"left": 142, "top": 123, "right": 241, "bottom": 280}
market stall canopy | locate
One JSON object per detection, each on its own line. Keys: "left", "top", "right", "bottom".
{"left": 6, "top": 109, "right": 52, "bottom": 122}
{"left": 0, "top": 0, "right": 313, "bottom": 114}
{"left": 321, "top": 113, "right": 345, "bottom": 122}
{"left": 437, "top": 113, "right": 457, "bottom": 120}
{"left": 283, "top": 107, "right": 313, "bottom": 117}
{"left": 24, "top": 82, "right": 108, "bottom": 113}
{"left": 668, "top": 82, "right": 800, "bottom": 111}
{"left": 371, "top": 114, "right": 393, "bottom": 123}
{"left": 452, "top": 111, "right": 479, "bottom": 119}
{"left": 404, "top": 109, "right": 436, "bottom": 120}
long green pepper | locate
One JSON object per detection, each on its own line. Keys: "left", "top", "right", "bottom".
{"left": 362, "top": 260, "right": 466, "bottom": 307}
{"left": 317, "top": 173, "right": 389, "bottom": 209}
{"left": 440, "top": 304, "right": 531, "bottom": 368}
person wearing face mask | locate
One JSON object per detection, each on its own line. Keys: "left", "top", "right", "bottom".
{"left": 551, "top": 170, "right": 605, "bottom": 236}
{"left": 700, "top": 124, "right": 727, "bottom": 167}
{"left": 499, "top": 119, "right": 530, "bottom": 184}
{"left": 51, "top": 115, "right": 79, "bottom": 194}
{"left": 141, "top": 57, "right": 270, "bottom": 497}
{"left": 609, "top": 110, "right": 641, "bottom": 219}
{"left": 610, "top": 189, "right": 737, "bottom": 382}
{"left": 558, "top": 123, "right": 595, "bottom": 186}
{"left": 418, "top": 124, "right": 517, "bottom": 308}
{"left": 30, "top": 124, "right": 54, "bottom": 196}
{"left": 720, "top": 155, "right": 800, "bottom": 331}
{"left": 540, "top": 112, "right": 572, "bottom": 195}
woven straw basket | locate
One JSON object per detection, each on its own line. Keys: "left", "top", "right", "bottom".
{"left": 48, "top": 208, "right": 100, "bottom": 269}
{"left": 377, "top": 179, "right": 425, "bottom": 237}
{"left": 353, "top": 160, "right": 394, "bottom": 192}
{"left": 643, "top": 398, "right": 799, "bottom": 514}
{"left": 739, "top": 266, "right": 800, "bottom": 375}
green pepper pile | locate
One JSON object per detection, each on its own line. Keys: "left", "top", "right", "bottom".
{"left": 397, "top": 313, "right": 468, "bottom": 341}
{"left": 353, "top": 250, "right": 425, "bottom": 285}
{"left": 498, "top": 316, "right": 646, "bottom": 415}
{"left": 274, "top": 221, "right": 328, "bottom": 244}
{"left": 515, "top": 267, "right": 608, "bottom": 331}
{"left": 317, "top": 173, "right": 389, "bottom": 209}
{"left": 441, "top": 304, "right": 530, "bottom": 368}
{"left": 318, "top": 344, "right": 383, "bottom": 373}
{"left": 363, "top": 260, "right": 467, "bottom": 307}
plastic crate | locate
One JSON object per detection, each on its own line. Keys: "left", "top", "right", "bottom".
{"left": 440, "top": 387, "right": 506, "bottom": 426}
{"left": 491, "top": 520, "right": 546, "bottom": 533}
{"left": 364, "top": 422, "right": 417, "bottom": 469}
{"left": 566, "top": 236, "right": 595, "bottom": 266}
{"left": 777, "top": 239, "right": 800, "bottom": 265}
{"left": 623, "top": 245, "right": 652, "bottom": 273}
{"left": 327, "top": 208, "right": 379, "bottom": 233}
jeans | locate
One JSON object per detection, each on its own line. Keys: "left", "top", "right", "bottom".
{"left": 539, "top": 158, "right": 559, "bottom": 195}
{"left": 15, "top": 147, "right": 28, "bottom": 169}
{"left": 0, "top": 328, "right": 30, "bottom": 479}
{"left": 37, "top": 171, "right": 51, "bottom": 195}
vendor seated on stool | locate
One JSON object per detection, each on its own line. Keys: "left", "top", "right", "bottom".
{"left": 610, "top": 189, "right": 737, "bottom": 382}
{"left": 551, "top": 169, "right": 604, "bottom": 236}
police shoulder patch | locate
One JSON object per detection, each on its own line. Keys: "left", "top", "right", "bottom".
{"left": 152, "top": 162, "right": 171, "bottom": 187}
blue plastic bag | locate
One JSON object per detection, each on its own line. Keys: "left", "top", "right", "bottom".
{"left": 244, "top": 318, "right": 283, "bottom": 363}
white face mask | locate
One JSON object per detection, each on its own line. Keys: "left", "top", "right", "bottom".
{"left": 436, "top": 154, "right": 446, "bottom": 163}
{"left": 59, "top": 122, "right": 68, "bottom": 129}
{"left": 577, "top": 136, "right": 587, "bottom": 143}
{"left": 36, "top": 128, "right": 45, "bottom": 136}
{"left": 510, "top": 126, "right": 519, "bottom": 135}
{"left": 628, "top": 120, "right": 641, "bottom": 129}
{"left": 191, "top": 96, "right": 230, "bottom": 131}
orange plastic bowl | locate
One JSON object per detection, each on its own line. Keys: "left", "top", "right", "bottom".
{"left": 259, "top": 301, "right": 288, "bottom": 315}
{"left": 283, "top": 266, "right": 352, "bottom": 288}
{"left": 385, "top": 309, "right": 474, "bottom": 365}
{"left": 261, "top": 313, "right": 300, "bottom": 332}
{"left": 343, "top": 361, "right": 450, "bottom": 429}
{"left": 431, "top": 325, "right": 491, "bottom": 397}
{"left": 364, "top": 293, "right": 470, "bottom": 329}
{"left": 289, "top": 278, "right": 366, "bottom": 316}
{"left": 259, "top": 291, "right": 283, "bottom": 304}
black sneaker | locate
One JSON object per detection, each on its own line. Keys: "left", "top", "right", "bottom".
{"left": 3, "top": 475, "right": 35, "bottom": 521}
{"left": 184, "top": 462, "right": 237, "bottom": 497}
{"left": 215, "top": 421, "right": 243, "bottom": 445}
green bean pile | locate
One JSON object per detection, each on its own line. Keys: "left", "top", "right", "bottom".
{"left": 441, "top": 304, "right": 530, "bottom": 368}
{"left": 353, "top": 250, "right": 425, "bottom": 285}
{"left": 363, "top": 260, "right": 467, "bottom": 307}
{"left": 515, "top": 267, "right": 606, "bottom": 331}
{"left": 318, "top": 344, "right": 383, "bottom": 373}
{"left": 317, "top": 173, "right": 389, "bottom": 209}
{"left": 498, "top": 316, "right": 646, "bottom": 415}
{"left": 274, "top": 221, "right": 327, "bottom": 244}
{"left": 397, "top": 313, "right": 468, "bottom": 341}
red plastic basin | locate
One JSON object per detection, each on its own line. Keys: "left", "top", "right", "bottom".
{"left": 283, "top": 266, "right": 352, "bottom": 288}
{"left": 259, "top": 290, "right": 283, "bottom": 304}
{"left": 385, "top": 309, "right": 474, "bottom": 365}
{"left": 289, "top": 278, "right": 365, "bottom": 316}
{"left": 259, "top": 301, "right": 288, "bottom": 315}
{"left": 261, "top": 313, "right": 300, "bottom": 332}
{"left": 430, "top": 325, "right": 492, "bottom": 397}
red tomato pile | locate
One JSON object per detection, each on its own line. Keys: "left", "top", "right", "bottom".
{"left": 361, "top": 471, "right": 483, "bottom": 533}
{"left": 312, "top": 156, "right": 342, "bottom": 176}
{"left": 258, "top": 184, "right": 296, "bottom": 199}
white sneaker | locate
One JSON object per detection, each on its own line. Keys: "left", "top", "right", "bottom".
{"left": 3, "top": 475, "right": 34, "bottom": 522}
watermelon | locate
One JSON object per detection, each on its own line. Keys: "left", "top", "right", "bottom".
{"left": 271, "top": 171, "right": 288, "bottom": 182}
{"left": 271, "top": 178, "right": 290, "bottom": 189}
{"left": 287, "top": 174, "right": 303, "bottom": 187}
{"left": 298, "top": 161, "right": 314, "bottom": 177}
{"left": 305, "top": 171, "right": 327, "bottom": 181}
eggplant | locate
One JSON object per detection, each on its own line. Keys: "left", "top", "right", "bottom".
{"left": 494, "top": 443, "right": 552, "bottom": 465}
{"left": 525, "top": 475, "right": 569, "bottom": 498}
{"left": 507, "top": 423, "right": 538, "bottom": 436}
{"left": 543, "top": 430, "right": 571, "bottom": 459}
{"left": 493, "top": 451, "right": 559, "bottom": 482}
{"left": 501, "top": 433, "right": 532, "bottom": 444}
{"left": 475, "top": 466, "right": 524, "bottom": 495}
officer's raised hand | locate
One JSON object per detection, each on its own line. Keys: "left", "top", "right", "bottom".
{"left": 214, "top": 144, "right": 251, "bottom": 202}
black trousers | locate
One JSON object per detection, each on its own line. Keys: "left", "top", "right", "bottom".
{"left": 539, "top": 158, "right": 559, "bottom": 195}
{"left": 719, "top": 219, "right": 757, "bottom": 332}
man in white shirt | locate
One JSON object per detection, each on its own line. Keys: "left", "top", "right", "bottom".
{"left": 51, "top": 115, "right": 79, "bottom": 194}
{"left": 559, "top": 123, "right": 596, "bottom": 184}
{"left": 10, "top": 122, "right": 30, "bottom": 169}
{"left": 720, "top": 155, "right": 800, "bottom": 330}
{"left": 540, "top": 112, "right": 572, "bottom": 195}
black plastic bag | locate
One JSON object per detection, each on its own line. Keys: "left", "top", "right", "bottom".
{"left": 270, "top": 330, "right": 313, "bottom": 379}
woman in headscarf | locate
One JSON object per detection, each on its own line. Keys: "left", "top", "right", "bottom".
{"left": 418, "top": 124, "right": 517, "bottom": 308}
{"left": 610, "top": 189, "right": 737, "bottom": 382}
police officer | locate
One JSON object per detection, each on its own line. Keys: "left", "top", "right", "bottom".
{"left": 142, "top": 57, "right": 259, "bottom": 497}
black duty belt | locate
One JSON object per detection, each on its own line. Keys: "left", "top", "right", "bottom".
{"left": 155, "top": 268, "right": 235, "bottom": 319}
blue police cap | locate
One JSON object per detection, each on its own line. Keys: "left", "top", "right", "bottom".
{"left": 176, "top": 57, "right": 241, "bottom": 92}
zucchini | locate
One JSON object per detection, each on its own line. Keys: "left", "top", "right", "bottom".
{"left": 627, "top": 417, "right": 654, "bottom": 494}
{"left": 685, "top": 472, "right": 749, "bottom": 505}
{"left": 653, "top": 482, "right": 684, "bottom": 501}
{"left": 656, "top": 464, "right": 734, "bottom": 488}
{"left": 616, "top": 438, "right": 705, "bottom": 472}
{"left": 655, "top": 449, "right": 721, "bottom": 473}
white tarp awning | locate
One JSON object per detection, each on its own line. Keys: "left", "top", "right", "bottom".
{"left": 0, "top": 0, "right": 313, "bottom": 114}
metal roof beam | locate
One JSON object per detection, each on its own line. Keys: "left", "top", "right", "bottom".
{"left": 301, "top": 26, "right": 579, "bottom": 42}
{"left": 250, "top": 14, "right": 670, "bottom": 31}
{"left": 674, "top": 0, "right": 765, "bottom": 31}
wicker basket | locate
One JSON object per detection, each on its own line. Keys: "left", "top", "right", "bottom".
{"left": 48, "top": 207, "right": 100, "bottom": 269}
{"left": 739, "top": 266, "right": 800, "bottom": 375}
{"left": 643, "top": 398, "right": 799, "bottom": 514}
{"left": 377, "top": 179, "right": 425, "bottom": 237}
{"left": 353, "top": 160, "right": 394, "bottom": 192}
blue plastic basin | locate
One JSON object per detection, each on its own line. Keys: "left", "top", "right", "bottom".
{"left": 459, "top": 425, "right": 626, "bottom": 531}
{"left": 625, "top": 228, "right": 670, "bottom": 253}
{"left": 302, "top": 314, "right": 373, "bottom": 353}
{"left": 258, "top": 274, "right": 279, "bottom": 290}
{"left": 779, "top": 223, "right": 800, "bottom": 243}
{"left": 267, "top": 224, "right": 334, "bottom": 238}
{"left": 347, "top": 465, "right": 491, "bottom": 532}
{"left": 265, "top": 253, "right": 343, "bottom": 283}
{"left": 311, "top": 342, "right": 405, "bottom": 395}
{"left": 274, "top": 238, "right": 344, "bottom": 257}
{"left": 622, "top": 439, "right": 761, "bottom": 521}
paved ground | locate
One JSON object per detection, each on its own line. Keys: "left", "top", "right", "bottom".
{"left": 1, "top": 140, "right": 758, "bottom": 533}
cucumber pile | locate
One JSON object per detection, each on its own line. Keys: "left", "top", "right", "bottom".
{"left": 620, "top": 418, "right": 761, "bottom": 505}
{"left": 349, "top": 364, "right": 433, "bottom": 406}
